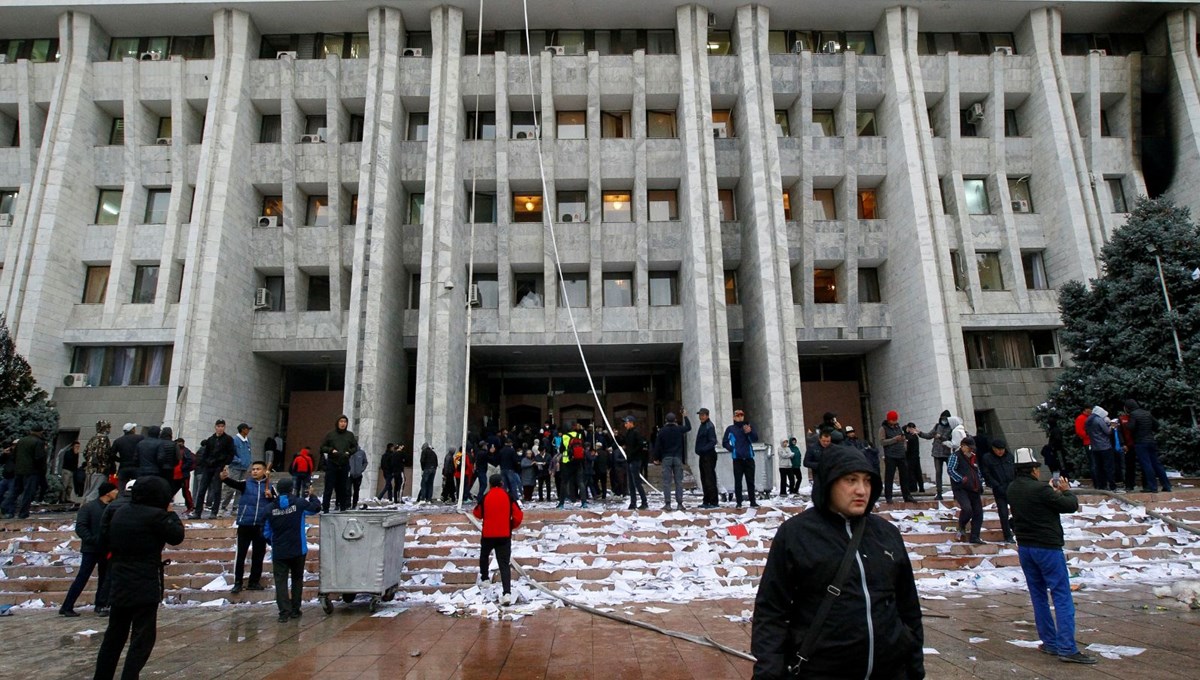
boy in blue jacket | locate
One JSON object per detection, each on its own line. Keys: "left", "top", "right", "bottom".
{"left": 220, "top": 461, "right": 274, "bottom": 593}
{"left": 263, "top": 477, "right": 321, "bottom": 622}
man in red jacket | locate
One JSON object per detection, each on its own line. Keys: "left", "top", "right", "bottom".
{"left": 472, "top": 473, "right": 523, "bottom": 605}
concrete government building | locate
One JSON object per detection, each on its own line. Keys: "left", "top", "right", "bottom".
{"left": 3, "top": 0, "right": 1198, "bottom": 491}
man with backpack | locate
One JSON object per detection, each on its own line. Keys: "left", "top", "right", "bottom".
{"left": 557, "top": 422, "right": 588, "bottom": 509}
{"left": 289, "top": 447, "right": 315, "bottom": 494}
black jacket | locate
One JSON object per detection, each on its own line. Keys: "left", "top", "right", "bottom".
{"left": 136, "top": 431, "right": 176, "bottom": 478}
{"left": 653, "top": 417, "right": 692, "bottom": 463}
{"left": 752, "top": 447, "right": 924, "bottom": 680}
{"left": 74, "top": 498, "right": 108, "bottom": 553}
{"left": 978, "top": 449, "right": 1015, "bottom": 494}
{"left": 420, "top": 446, "right": 438, "bottom": 471}
{"left": 1126, "top": 403, "right": 1157, "bottom": 444}
{"left": 694, "top": 419, "right": 717, "bottom": 455}
{"left": 100, "top": 476, "right": 185, "bottom": 608}
{"left": 201, "top": 432, "right": 235, "bottom": 469}
{"left": 1008, "top": 473, "right": 1079, "bottom": 549}
{"left": 381, "top": 450, "right": 398, "bottom": 475}
{"left": 622, "top": 427, "right": 647, "bottom": 462}
{"left": 110, "top": 433, "right": 143, "bottom": 471}
{"left": 499, "top": 444, "right": 520, "bottom": 472}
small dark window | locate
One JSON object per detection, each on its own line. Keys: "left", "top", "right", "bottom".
{"left": 132, "top": 265, "right": 159, "bottom": 304}
{"left": 307, "top": 275, "right": 331, "bottom": 311}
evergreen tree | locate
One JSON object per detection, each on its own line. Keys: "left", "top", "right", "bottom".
{"left": 0, "top": 315, "right": 57, "bottom": 444}
{"left": 1035, "top": 197, "right": 1200, "bottom": 474}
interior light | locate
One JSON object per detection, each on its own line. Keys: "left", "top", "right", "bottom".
{"left": 613, "top": 201, "right": 623, "bottom": 211}
{"left": 525, "top": 200, "right": 535, "bottom": 211}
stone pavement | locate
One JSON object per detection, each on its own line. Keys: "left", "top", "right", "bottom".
{"left": 2, "top": 584, "right": 1197, "bottom": 679}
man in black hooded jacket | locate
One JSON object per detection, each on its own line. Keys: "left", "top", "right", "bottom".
{"left": 752, "top": 446, "right": 924, "bottom": 679}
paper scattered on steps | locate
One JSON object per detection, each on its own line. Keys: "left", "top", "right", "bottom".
{"left": 1085, "top": 643, "right": 1145, "bottom": 659}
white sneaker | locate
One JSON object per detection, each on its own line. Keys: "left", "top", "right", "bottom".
{"left": 500, "top": 592, "right": 513, "bottom": 606}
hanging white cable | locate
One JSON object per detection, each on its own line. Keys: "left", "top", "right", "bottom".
{"left": 519, "top": 0, "right": 658, "bottom": 495}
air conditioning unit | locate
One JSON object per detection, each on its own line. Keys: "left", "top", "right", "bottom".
{"left": 0, "top": 55, "right": 9, "bottom": 64}
{"left": 967, "top": 102, "right": 985, "bottom": 123}
{"left": 315, "top": 127, "right": 328, "bottom": 142}
{"left": 793, "top": 40, "right": 809, "bottom": 54}
{"left": 821, "top": 41, "right": 841, "bottom": 54}
{"left": 62, "top": 373, "right": 89, "bottom": 387}
{"left": 0, "top": 214, "right": 12, "bottom": 227}
{"left": 254, "top": 287, "right": 272, "bottom": 310}
{"left": 711, "top": 123, "right": 728, "bottom": 138}
{"left": 1089, "top": 48, "right": 1108, "bottom": 56}
{"left": 276, "top": 51, "right": 297, "bottom": 60}
{"left": 708, "top": 12, "right": 717, "bottom": 27}
{"left": 545, "top": 45, "right": 565, "bottom": 56}
{"left": 1036, "top": 354, "right": 1061, "bottom": 368}
{"left": 257, "top": 215, "right": 279, "bottom": 228}
{"left": 994, "top": 46, "right": 1014, "bottom": 56}
{"left": 140, "top": 51, "right": 163, "bottom": 61}
{"left": 300, "top": 134, "right": 323, "bottom": 143}
{"left": 1011, "top": 199, "right": 1030, "bottom": 213}
{"left": 401, "top": 47, "right": 423, "bottom": 57}
{"left": 155, "top": 137, "right": 171, "bottom": 145}
{"left": 467, "top": 283, "right": 482, "bottom": 307}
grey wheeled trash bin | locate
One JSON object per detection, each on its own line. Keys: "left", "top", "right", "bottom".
{"left": 318, "top": 510, "right": 407, "bottom": 613}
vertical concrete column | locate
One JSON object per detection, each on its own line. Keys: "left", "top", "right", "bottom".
{"left": 989, "top": 51, "right": 1030, "bottom": 308}
{"left": 1163, "top": 11, "right": 1200, "bottom": 213}
{"left": 159, "top": 56, "right": 198, "bottom": 310}
{"left": 165, "top": 9, "right": 279, "bottom": 440}
{"left": 8, "top": 12, "right": 110, "bottom": 385}
{"left": 411, "top": 6, "right": 468, "bottom": 476}
{"left": 323, "top": 54, "right": 348, "bottom": 330}
{"left": 103, "top": 58, "right": 149, "bottom": 321}
{"left": 864, "top": 7, "right": 968, "bottom": 444}
{"left": 719, "top": 4, "right": 801, "bottom": 465}
{"left": 796, "top": 50, "right": 817, "bottom": 331}
{"left": 0, "top": 59, "right": 47, "bottom": 303}
{"left": 279, "top": 57, "right": 302, "bottom": 318}
{"left": 346, "top": 6, "right": 410, "bottom": 498}
{"left": 843, "top": 52, "right": 862, "bottom": 332}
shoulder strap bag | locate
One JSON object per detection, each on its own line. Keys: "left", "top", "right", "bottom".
{"left": 788, "top": 516, "right": 868, "bottom": 676}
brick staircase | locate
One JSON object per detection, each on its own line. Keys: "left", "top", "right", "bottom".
{"left": 3, "top": 488, "right": 1199, "bottom": 609}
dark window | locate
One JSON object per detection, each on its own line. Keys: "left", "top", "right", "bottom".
{"left": 1022, "top": 251, "right": 1049, "bottom": 289}
{"left": 858, "top": 268, "right": 882, "bottom": 302}
{"left": 96, "top": 190, "right": 123, "bottom": 225}
{"left": 407, "top": 113, "right": 428, "bottom": 141}
{"left": 949, "top": 251, "right": 966, "bottom": 291}
{"left": 856, "top": 111, "right": 878, "bottom": 136}
{"left": 109, "top": 118, "right": 125, "bottom": 145}
{"left": 724, "top": 270, "right": 739, "bottom": 304}
{"left": 306, "top": 275, "right": 331, "bottom": 311}
{"left": 348, "top": 114, "right": 365, "bottom": 142}
{"left": 513, "top": 273, "right": 544, "bottom": 307}
{"left": 408, "top": 273, "right": 421, "bottom": 309}
{"left": 466, "top": 111, "right": 496, "bottom": 140}
{"left": 261, "top": 195, "right": 284, "bottom": 218}
{"left": 132, "top": 265, "right": 159, "bottom": 303}
{"left": 814, "top": 269, "right": 838, "bottom": 303}
{"left": 857, "top": 189, "right": 878, "bottom": 219}
{"left": 264, "top": 275, "right": 285, "bottom": 311}
{"left": 963, "top": 330, "right": 1056, "bottom": 369}
{"left": 408, "top": 193, "right": 424, "bottom": 224}
{"left": 468, "top": 192, "right": 496, "bottom": 222}
{"left": 306, "top": 195, "right": 329, "bottom": 226}
{"left": 260, "top": 115, "right": 282, "bottom": 143}
{"left": 1004, "top": 109, "right": 1020, "bottom": 136}
{"left": 976, "top": 252, "right": 1005, "bottom": 291}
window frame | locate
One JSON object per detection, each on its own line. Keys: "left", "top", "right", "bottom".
{"left": 82, "top": 265, "right": 110, "bottom": 304}
{"left": 131, "top": 264, "right": 160, "bottom": 304}
{"left": 144, "top": 189, "right": 171, "bottom": 224}
{"left": 96, "top": 189, "right": 124, "bottom": 225}
{"left": 602, "top": 271, "right": 635, "bottom": 307}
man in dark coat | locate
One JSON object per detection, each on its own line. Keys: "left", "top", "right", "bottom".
{"left": 752, "top": 447, "right": 924, "bottom": 679}
{"left": 93, "top": 476, "right": 185, "bottom": 680}
{"left": 319, "top": 415, "right": 357, "bottom": 512}
{"left": 135, "top": 425, "right": 176, "bottom": 481}
{"left": 110, "top": 424, "right": 144, "bottom": 486}
{"left": 2, "top": 425, "right": 46, "bottom": 519}
{"left": 722, "top": 410, "right": 759, "bottom": 508}
{"left": 191, "top": 419, "right": 235, "bottom": 519}
{"left": 60, "top": 481, "right": 118, "bottom": 617}
{"left": 694, "top": 408, "right": 719, "bottom": 508}
{"left": 1124, "top": 399, "right": 1172, "bottom": 492}
{"left": 621, "top": 416, "right": 649, "bottom": 510}
{"left": 978, "top": 438, "right": 1016, "bottom": 543}
{"left": 652, "top": 411, "right": 691, "bottom": 511}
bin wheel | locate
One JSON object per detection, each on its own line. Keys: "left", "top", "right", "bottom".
{"left": 368, "top": 596, "right": 380, "bottom": 613}
{"left": 320, "top": 595, "right": 333, "bottom": 615}
{"left": 341, "top": 593, "right": 357, "bottom": 604}
{"left": 381, "top": 591, "right": 395, "bottom": 602}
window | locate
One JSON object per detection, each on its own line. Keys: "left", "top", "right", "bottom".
{"left": 306, "top": 195, "right": 329, "bottom": 226}
{"left": 550, "top": 30, "right": 586, "bottom": 55}
{"left": 468, "top": 192, "right": 497, "bottom": 222}
{"left": 712, "top": 110, "right": 733, "bottom": 138}
{"left": 1099, "top": 109, "right": 1112, "bottom": 137}
{"left": 0, "top": 38, "right": 61, "bottom": 63}
{"left": 96, "top": 190, "right": 123, "bottom": 225}
{"left": 348, "top": 194, "right": 359, "bottom": 224}
{"left": 976, "top": 252, "right": 1005, "bottom": 291}
{"left": 856, "top": 111, "right": 878, "bottom": 136}
{"left": 724, "top": 270, "right": 739, "bottom": 304}
{"left": 647, "top": 190, "right": 678, "bottom": 221}
{"left": 1004, "top": 109, "right": 1020, "bottom": 137}
{"left": 646, "top": 30, "right": 676, "bottom": 55}
{"left": 844, "top": 32, "right": 877, "bottom": 55}
{"left": 960, "top": 109, "right": 980, "bottom": 137}
{"left": 109, "top": 118, "right": 125, "bottom": 145}
{"left": 108, "top": 37, "right": 142, "bottom": 61}
{"left": 348, "top": 115, "right": 365, "bottom": 142}
{"left": 71, "top": 345, "right": 173, "bottom": 387}
{"left": 1022, "top": 251, "right": 1049, "bottom": 290}
{"left": 471, "top": 273, "right": 499, "bottom": 308}
{"left": 513, "top": 273, "right": 544, "bottom": 307}
{"left": 153, "top": 117, "right": 171, "bottom": 140}
{"left": 601, "top": 111, "right": 631, "bottom": 139}
{"left": 407, "top": 112, "right": 428, "bottom": 141}
{"left": 557, "top": 111, "right": 586, "bottom": 139}
{"left": 782, "top": 191, "right": 792, "bottom": 220}
{"left": 466, "top": 111, "right": 496, "bottom": 140}
{"left": 556, "top": 191, "right": 587, "bottom": 223}
{"left": 718, "top": 190, "right": 736, "bottom": 221}
{"left": 511, "top": 111, "right": 539, "bottom": 139}
{"left": 261, "top": 275, "right": 285, "bottom": 311}
{"left": 144, "top": 189, "right": 171, "bottom": 224}
{"left": 408, "top": 273, "right": 421, "bottom": 309}
{"left": 261, "top": 195, "right": 283, "bottom": 218}
{"left": 259, "top": 115, "right": 281, "bottom": 143}
{"left": 1008, "top": 177, "right": 1033, "bottom": 213}
{"left": 82, "top": 266, "right": 110, "bottom": 304}
{"left": 648, "top": 271, "right": 678, "bottom": 306}
{"left": 307, "top": 275, "right": 331, "bottom": 311}
{"left": 858, "top": 268, "right": 881, "bottom": 302}
{"left": 814, "top": 269, "right": 838, "bottom": 303}
{"left": 647, "top": 111, "right": 677, "bottom": 138}
{"left": 857, "top": 189, "right": 878, "bottom": 219}
{"left": 1106, "top": 178, "right": 1128, "bottom": 213}
{"left": 131, "top": 265, "right": 159, "bottom": 303}
{"left": 775, "top": 110, "right": 790, "bottom": 137}
{"left": 812, "top": 110, "right": 836, "bottom": 136}
{"left": 302, "top": 115, "right": 326, "bottom": 137}
{"left": 813, "top": 189, "right": 836, "bottom": 220}
{"left": 963, "top": 179, "right": 990, "bottom": 215}
{"left": 707, "top": 30, "right": 733, "bottom": 56}
{"left": 513, "top": 194, "right": 543, "bottom": 223}
{"left": 407, "top": 193, "right": 424, "bottom": 224}
{"left": 768, "top": 31, "right": 790, "bottom": 54}
{"left": 0, "top": 190, "right": 16, "bottom": 215}
{"left": 963, "top": 330, "right": 1057, "bottom": 369}
{"left": 949, "top": 251, "right": 967, "bottom": 291}
{"left": 602, "top": 192, "right": 632, "bottom": 222}
{"left": 167, "top": 35, "right": 215, "bottom": 60}
{"left": 559, "top": 274, "right": 588, "bottom": 308}
{"left": 602, "top": 272, "right": 634, "bottom": 307}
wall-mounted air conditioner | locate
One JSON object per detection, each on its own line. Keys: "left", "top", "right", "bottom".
{"left": 401, "top": 47, "right": 423, "bottom": 57}
{"left": 1011, "top": 200, "right": 1030, "bottom": 213}
{"left": 545, "top": 46, "right": 565, "bottom": 56}
{"left": 140, "top": 51, "right": 163, "bottom": 61}
{"left": 994, "top": 46, "right": 1014, "bottom": 56}
{"left": 967, "top": 102, "right": 985, "bottom": 123}
{"left": 1089, "top": 49, "right": 1108, "bottom": 56}
{"left": 1036, "top": 354, "right": 1061, "bottom": 368}
{"left": 793, "top": 40, "right": 809, "bottom": 54}
{"left": 276, "top": 51, "right": 297, "bottom": 60}
{"left": 821, "top": 41, "right": 841, "bottom": 54}
{"left": 712, "top": 123, "right": 728, "bottom": 138}
{"left": 300, "top": 134, "right": 323, "bottom": 143}
{"left": 254, "top": 288, "right": 272, "bottom": 310}
{"left": 0, "top": 55, "right": 9, "bottom": 64}
{"left": 155, "top": 137, "right": 171, "bottom": 145}
{"left": 468, "top": 284, "right": 481, "bottom": 307}
{"left": 0, "top": 214, "right": 12, "bottom": 227}
{"left": 708, "top": 12, "right": 717, "bottom": 27}
{"left": 257, "top": 215, "right": 279, "bottom": 228}
{"left": 62, "top": 373, "right": 89, "bottom": 387}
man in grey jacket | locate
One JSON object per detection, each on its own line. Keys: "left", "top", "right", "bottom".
{"left": 1084, "top": 406, "right": 1116, "bottom": 491}
{"left": 653, "top": 411, "right": 691, "bottom": 511}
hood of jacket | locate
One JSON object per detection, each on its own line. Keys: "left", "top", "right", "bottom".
{"left": 131, "top": 475, "right": 172, "bottom": 507}
{"left": 939, "top": 409, "right": 951, "bottom": 423}
{"left": 812, "top": 445, "right": 882, "bottom": 515}
{"left": 1092, "top": 405, "right": 1109, "bottom": 420}
{"left": 947, "top": 416, "right": 963, "bottom": 429}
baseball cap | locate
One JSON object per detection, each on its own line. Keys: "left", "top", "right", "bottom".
{"left": 696, "top": 408, "right": 709, "bottom": 415}
{"left": 123, "top": 422, "right": 137, "bottom": 433}
{"left": 845, "top": 425, "right": 856, "bottom": 433}
{"left": 991, "top": 438, "right": 1007, "bottom": 449}
{"left": 623, "top": 415, "right": 636, "bottom": 423}
{"left": 733, "top": 409, "right": 745, "bottom": 417}
{"left": 237, "top": 423, "right": 252, "bottom": 431}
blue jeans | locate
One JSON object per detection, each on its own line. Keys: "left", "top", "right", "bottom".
{"left": 1018, "top": 545, "right": 1078, "bottom": 656}
{"left": 1135, "top": 442, "right": 1171, "bottom": 492}
{"left": 503, "top": 470, "right": 522, "bottom": 503}
{"left": 62, "top": 551, "right": 108, "bottom": 612}
{"left": 2, "top": 473, "right": 39, "bottom": 518}
{"left": 419, "top": 469, "right": 436, "bottom": 501}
